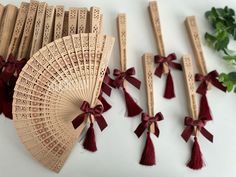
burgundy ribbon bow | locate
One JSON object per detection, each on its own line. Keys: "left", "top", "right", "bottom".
{"left": 113, "top": 67, "right": 141, "bottom": 89}
{"left": 1, "top": 55, "right": 27, "bottom": 82}
{"left": 154, "top": 53, "right": 182, "bottom": 77}
{"left": 135, "top": 112, "right": 164, "bottom": 138}
{"left": 154, "top": 53, "right": 182, "bottom": 99}
{"left": 72, "top": 101, "right": 107, "bottom": 130}
{"left": 195, "top": 70, "right": 227, "bottom": 95}
{"left": 181, "top": 117, "right": 213, "bottom": 143}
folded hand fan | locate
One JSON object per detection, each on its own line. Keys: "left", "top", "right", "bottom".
{"left": 12, "top": 33, "right": 115, "bottom": 172}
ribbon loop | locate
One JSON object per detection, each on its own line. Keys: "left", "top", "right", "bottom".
{"left": 195, "top": 70, "right": 227, "bottom": 95}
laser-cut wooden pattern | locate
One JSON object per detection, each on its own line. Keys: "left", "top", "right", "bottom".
{"left": 30, "top": 2, "right": 47, "bottom": 57}
{"left": 182, "top": 55, "right": 198, "bottom": 119}
{"left": 54, "top": 6, "right": 64, "bottom": 40}
{"left": 13, "top": 33, "right": 115, "bottom": 173}
{"left": 117, "top": 13, "right": 127, "bottom": 71}
{"left": 0, "top": 4, "right": 18, "bottom": 59}
{"left": 68, "top": 7, "right": 77, "bottom": 35}
{"left": 77, "top": 8, "right": 88, "bottom": 33}
{"left": 17, "top": 1, "right": 39, "bottom": 59}
{"left": 7, "top": 2, "right": 29, "bottom": 58}
{"left": 89, "top": 7, "right": 102, "bottom": 34}
{"left": 185, "top": 16, "right": 208, "bottom": 76}
{"left": 42, "top": 6, "right": 55, "bottom": 47}
{"left": 143, "top": 53, "right": 156, "bottom": 133}
{"left": 148, "top": 1, "right": 169, "bottom": 73}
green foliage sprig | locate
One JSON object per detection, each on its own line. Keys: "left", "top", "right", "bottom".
{"left": 205, "top": 6, "right": 236, "bottom": 92}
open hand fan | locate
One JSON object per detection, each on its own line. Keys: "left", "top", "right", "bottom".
{"left": 12, "top": 33, "right": 115, "bottom": 172}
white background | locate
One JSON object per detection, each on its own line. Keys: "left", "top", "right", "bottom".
{"left": 0, "top": 0, "right": 236, "bottom": 177}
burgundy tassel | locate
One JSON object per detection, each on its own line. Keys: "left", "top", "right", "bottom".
{"left": 199, "top": 95, "right": 212, "bottom": 121}
{"left": 187, "top": 137, "right": 204, "bottom": 170}
{"left": 123, "top": 88, "right": 143, "bottom": 117}
{"left": 140, "top": 132, "right": 156, "bottom": 166}
{"left": 164, "top": 72, "right": 175, "bottom": 99}
{"left": 83, "top": 123, "right": 97, "bottom": 152}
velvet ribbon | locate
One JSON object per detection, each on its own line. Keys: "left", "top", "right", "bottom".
{"left": 135, "top": 112, "right": 164, "bottom": 138}
{"left": 1, "top": 54, "right": 27, "bottom": 82}
{"left": 113, "top": 67, "right": 142, "bottom": 117}
{"left": 181, "top": 116, "right": 213, "bottom": 143}
{"left": 0, "top": 76, "right": 16, "bottom": 119}
{"left": 195, "top": 70, "right": 227, "bottom": 95}
{"left": 72, "top": 101, "right": 107, "bottom": 131}
{"left": 113, "top": 67, "right": 141, "bottom": 89}
{"left": 98, "top": 92, "right": 111, "bottom": 112}
{"left": 154, "top": 53, "right": 182, "bottom": 99}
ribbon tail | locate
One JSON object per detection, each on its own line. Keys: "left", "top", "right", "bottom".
{"left": 72, "top": 114, "right": 86, "bottom": 129}
{"left": 199, "top": 95, "right": 212, "bottom": 121}
{"left": 125, "top": 76, "right": 141, "bottom": 89}
{"left": 134, "top": 123, "right": 146, "bottom": 138}
{"left": 200, "top": 127, "right": 214, "bottom": 143}
{"left": 99, "top": 95, "right": 111, "bottom": 112}
{"left": 83, "top": 123, "right": 97, "bottom": 152}
{"left": 95, "top": 115, "right": 108, "bottom": 131}
{"left": 154, "top": 65, "right": 163, "bottom": 78}
{"left": 196, "top": 82, "right": 208, "bottom": 95}
{"left": 153, "top": 123, "right": 160, "bottom": 138}
{"left": 181, "top": 126, "right": 193, "bottom": 142}
{"left": 164, "top": 72, "right": 175, "bottom": 99}
{"left": 2, "top": 99, "right": 13, "bottom": 119}
{"left": 212, "top": 77, "right": 227, "bottom": 92}
{"left": 101, "top": 82, "right": 112, "bottom": 96}
{"left": 123, "top": 88, "right": 143, "bottom": 117}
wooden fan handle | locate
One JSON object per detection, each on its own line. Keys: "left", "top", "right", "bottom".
{"left": 54, "top": 6, "right": 65, "bottom": 40}
{"left": 117, "top": 13, "right": 127, "bottom": 72}
{"left": 17, "top": 1, "right": 39, "bottom": 59}
{"left": 0, "top": 4, "right": 4, "bottom": 27}
{"left": 148, "top": 1, "right": 169, "bottom": 74}
{"left": 185, "top": 16, "right": 208, "bottom": 76}
{"left": 90, "top": 7, "right": 102, "bottom": 34}
{"left": 30, "top": 2, "right": 47, "bottom": 57}
{"left": 0, "top": 4, "right": 18, "bottom": 59}
{"left": 143, "top": 53, "right": 155, "bottom": 133}
{"left": 42, "top": 6, "right": 55, "bottom": 47}
{"left": 77, "top": 8, "right": 88, "bottom": 33}
{"left": 68, "top": 7, "right": 78, "bottom": 35}
{"left": 7, "top": 2, "right": 29, "bottom": 58}
{"left": 182, "top": 55, "right": 198, "bottom": 120}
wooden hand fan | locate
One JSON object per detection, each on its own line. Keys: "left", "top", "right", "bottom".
{"left": 181, "top": 55, "right": 213, "bottom": 170}
{"left": 185, "top": 16, "right": 226, "bottom": 121}
{"left": 12, "top": 33, "right": 115, "bottom": 172}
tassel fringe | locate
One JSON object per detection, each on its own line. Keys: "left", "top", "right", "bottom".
{"left": 164, "top": 72, "right": 175, "bottom": 99}
{"left": 199, "top": 95, "right": 212, "bottom": 121}
{"left": 83, "top": 123, "right": 97, "bottom": 152}
{"left": 140, "top": 132, "right": 156, "bottom": 166}
{"left": 123, "top": 88, "right": 143, "bottom": 117}
{"left": 187, "top": 137, "right": 204, "bottom": 170}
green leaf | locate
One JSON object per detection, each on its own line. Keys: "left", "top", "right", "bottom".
{"left": 224, "top": 80, "right": 234, "bottom": 91}
{"left": 228, "top": 72, "right": 236, "bottom": 83}
{"left": 219, "top": 73, "right": 228, "bottom": 82}
{"left": 234, "top": 87, "right": 236, "bottom": 93}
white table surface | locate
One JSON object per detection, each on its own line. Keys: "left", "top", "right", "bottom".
{"left": 1, "top": 0, "right": 236, "bottom": 177}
